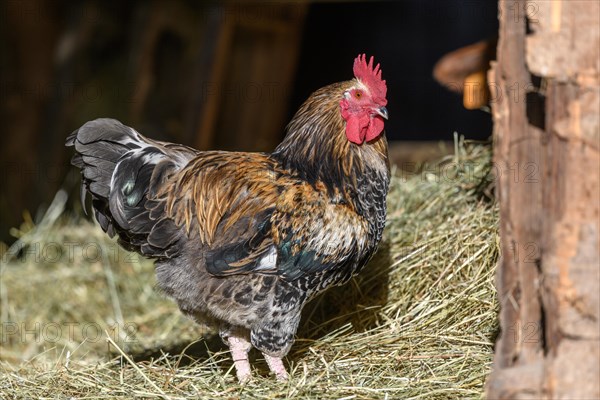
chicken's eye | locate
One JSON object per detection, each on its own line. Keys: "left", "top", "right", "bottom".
{"left": 354, "top": 91, "right": 362, "bottom": 99}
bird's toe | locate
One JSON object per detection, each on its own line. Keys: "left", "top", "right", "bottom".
{"left": 264, "top": 353, "right": 289, "bottom": 381}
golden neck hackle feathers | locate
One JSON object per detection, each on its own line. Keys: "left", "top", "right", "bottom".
{"left": 273, "top": 81, "right": 389, "bottom": 190}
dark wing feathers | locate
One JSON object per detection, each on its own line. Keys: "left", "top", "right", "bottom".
{"left": 153, "top": 153, "right": 282, "bottom": 273}
{"left": 201, "top": 178, "right": 369, "bottom": 281}
{"left": 205, "top": 207, "right": 276, "bottom": 276}
{"left": 271, "top": 184, "right": 369, "bottom": 280}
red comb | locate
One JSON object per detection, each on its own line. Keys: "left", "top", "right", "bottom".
{"left": 353, "top": 54, "right": 387, "bottom": 104}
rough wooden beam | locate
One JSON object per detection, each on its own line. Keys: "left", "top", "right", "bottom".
{"left": 486, "top": 1, "right": 599, "bottom": 398}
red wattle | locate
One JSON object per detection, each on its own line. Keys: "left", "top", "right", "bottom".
{"left": 345, "top": 114, "right": 370, "bottom": 144}
{"left": 366, "top": 116, "right": 384, "bottom": 142}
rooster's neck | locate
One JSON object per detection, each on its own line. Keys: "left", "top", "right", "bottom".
{"left": 272, "top": 84, "right": 390, "bottom": 220}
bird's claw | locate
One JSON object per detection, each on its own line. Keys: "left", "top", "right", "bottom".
{"left": 236, "top": 369, "right": 251, "bottom": 384}
{"left": 264, "top": 354, "right": 289, "bottom": 381}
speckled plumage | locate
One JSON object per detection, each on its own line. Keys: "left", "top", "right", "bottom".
{"left": 66, "top": 57, "right": 390, "bottom": 381}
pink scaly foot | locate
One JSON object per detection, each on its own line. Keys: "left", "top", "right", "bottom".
{"left": 263, "top": 353, "right": 289, "bottom": 381}
{"left": 227, "top": 335, "right": 252, "bottom": 383}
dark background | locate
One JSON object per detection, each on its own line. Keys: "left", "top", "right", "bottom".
{"left": 0, "top": 0, "right": 498, "bottom": 244}
{"left": 292, "top": 0, "right": 498, "bottom": 140}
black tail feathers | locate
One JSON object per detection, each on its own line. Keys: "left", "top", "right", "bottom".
{"left": 66, "top": 118, "right": 195, "bottom": 257}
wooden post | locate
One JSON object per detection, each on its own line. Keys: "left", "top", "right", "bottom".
{"left": 486, "top": 1, "right": 599, "bottom": 398}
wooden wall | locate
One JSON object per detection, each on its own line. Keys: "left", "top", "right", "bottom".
{"left": 0, "top": 1, "right": 306, "bottom": 242}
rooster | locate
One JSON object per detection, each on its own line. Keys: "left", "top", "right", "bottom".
{"left": 66, "top": 54, "right": 389, "bottom": 382}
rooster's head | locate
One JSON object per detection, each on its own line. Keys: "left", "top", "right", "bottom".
{"left": 340, "top": 54, "right": 388, "bottom": 145}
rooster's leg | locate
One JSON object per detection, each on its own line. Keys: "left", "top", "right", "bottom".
{"left": 263, "top": 353, "right": 289, "bottom": 381}
{"left": 227, "top": 335, "right": 252, "bottom": 383}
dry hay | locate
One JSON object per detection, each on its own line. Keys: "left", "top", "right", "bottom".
{"left": 0, "top": 140, "right": 499, "bottom": 399}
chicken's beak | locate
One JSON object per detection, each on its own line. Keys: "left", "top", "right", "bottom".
{"left": 375, "top": 106, "right": 388, "bottom": 120}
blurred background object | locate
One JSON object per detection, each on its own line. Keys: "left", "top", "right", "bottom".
{"left": 433, "top": 36, "right": 497, "bottom": 110}
{"left": 0, "top": 0, "right": 498, "bottom": 244}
